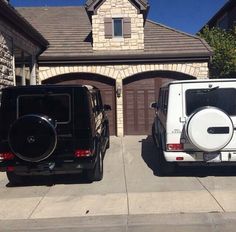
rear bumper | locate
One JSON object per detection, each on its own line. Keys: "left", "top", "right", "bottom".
{"left": 164, "top": 151, "right": 236, "bottom": 163}
{"left": 0, "top": 158, "right": 96, "bottom": 175}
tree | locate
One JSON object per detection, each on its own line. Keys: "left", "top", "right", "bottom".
{"left": 198, "top": 26, "right": 236, "bottom": 78}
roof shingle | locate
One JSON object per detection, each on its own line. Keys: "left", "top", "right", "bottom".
{"left": 16, "top": 6, "right": 212, "bottom": 61}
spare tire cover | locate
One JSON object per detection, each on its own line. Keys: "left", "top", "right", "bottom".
{"left": 186, "top": 107, "right": 234, "bottom": 152}
{"left": 9, "top": 115, "right": 57, "bottom": 162}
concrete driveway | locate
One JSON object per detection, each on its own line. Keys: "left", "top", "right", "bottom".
{"left": 1, "top": 136, "right": 236, "bottom": 228}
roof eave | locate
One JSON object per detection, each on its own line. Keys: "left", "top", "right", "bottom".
{"left": 86, "top": 0, "right": 149, "bottom": 14}
{"left": 0, "top": 1, "right": 49, "bottom": 49}
{"left": 38, "top": 52, "right": 213, "bottom": 65}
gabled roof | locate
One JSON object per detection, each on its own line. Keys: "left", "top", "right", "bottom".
{"left": 85, "top": 0, "right": 149, "bottom": 13}
{"left": 0, "top": 0, "right": 48, "bottom": 49}
{"left": 16, "top": 6, "right": 212, "bottom": 63}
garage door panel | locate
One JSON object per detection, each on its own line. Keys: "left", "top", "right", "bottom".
{"left": 100, "top": 90, "right": 116, "bottom": 136}
{"left": 124, "top": 78, "right": 161, "bottom": 135}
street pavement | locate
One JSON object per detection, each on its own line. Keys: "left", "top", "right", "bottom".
{"left": 1, "top": 136, "right": 236, "bottom": 230}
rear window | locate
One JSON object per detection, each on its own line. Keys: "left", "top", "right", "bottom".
{"left": 186, "top": 88, "right": 236, "bottom": 116}
{"left": 17, "top": 94, "right": 70, "bottom": 123}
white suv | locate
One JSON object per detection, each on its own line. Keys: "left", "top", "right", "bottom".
{"left": 151, "top": 79, "right": 236, "bottom": 174}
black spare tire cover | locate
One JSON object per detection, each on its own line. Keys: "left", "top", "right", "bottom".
{"left": 9, "top": 115, "right": 57, "bottom": 162}
{"left": 186, "top": 107, "right": 234, "bottom": 152}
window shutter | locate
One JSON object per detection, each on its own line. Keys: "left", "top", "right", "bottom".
{"left": 123, "top": 17, "right": 131, "bottom": 38}
{"left": 104, "top": 18, "right": 112, "bottom": 39}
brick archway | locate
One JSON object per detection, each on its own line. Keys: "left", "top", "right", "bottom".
{"left": 43, "top": 73, "right": 117, "bottom": 135}
{"left": 39, "top": 62, "right": 209, "bottom": 136}
{"left": 39, "top": 62, "right": 208, "bottom": 83}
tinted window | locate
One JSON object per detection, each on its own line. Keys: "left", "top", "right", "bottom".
{"left": 158, "top": 88, "right": 168, "bottom": 115}
{"left": 186, "top": 88, "right": 236, "bottom": 116}
{"left": 18, "top": 94, "right": 70, "bottom": 123}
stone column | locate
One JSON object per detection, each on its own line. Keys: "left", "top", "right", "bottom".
{"left": 30, "top": 54, "right": 36, "bottom": 85}
{"left": 20, "top": 51, "right": 26, "bottom": 85}
{"left": 0, "top": 33, "right": 14, "bottom": 88}
{"left": 116, "top": 77, "right": 124, "bottom": 136}
{"left": 12, "top": 54, "right": 16, "bottom": 86}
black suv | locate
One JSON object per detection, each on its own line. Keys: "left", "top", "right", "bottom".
{"left": 0, "top": 85, "right": 111, "bottom": 184}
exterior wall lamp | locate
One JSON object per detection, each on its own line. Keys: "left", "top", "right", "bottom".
{"left": 116, "top": 84, "right": 122, "bottom": 98}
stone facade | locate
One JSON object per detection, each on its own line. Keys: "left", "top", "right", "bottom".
{"left": 39, "top": 62, "right": 209, "bottom": 82}
{"left": 39, "top": 61, "right": 209, "bottom": 136}
{"left": 92, "top": 0, "right": 144, "bottom": 50}
{"left": 0, "top": 31, "right": 14, "bottom": 89}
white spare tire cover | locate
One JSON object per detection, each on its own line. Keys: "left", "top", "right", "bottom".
{"left": 186, "top": 107, "right": 234, "bottom": 152}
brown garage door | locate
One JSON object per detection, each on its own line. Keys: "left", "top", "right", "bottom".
{"left": 43, "top": 77, "right": 116, "bottom": 135}
{"left": 123, "top": 78, "right": 172, "bottom": 135}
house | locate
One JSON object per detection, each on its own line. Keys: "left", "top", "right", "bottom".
{"left": 0, "top": 0, "right": 48, "bottom": 90}
{"left": 16, "top": 0, "right": 212, "bottom": 136}
{"left": 200, "top": 0, "right": 236, "bottom": 31}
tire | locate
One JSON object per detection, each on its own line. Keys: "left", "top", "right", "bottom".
{"left": 152, "top": 123, "right": 158, "bottom": 148}
{"left": 106, "top": 137, "right": 110, "bottom": 150}
{"left": 87, "top": 145, "right": 103, "bottom": 182}
{"left": 9, "top": 114, "right": 57, "bottom": 162}
{"left": 6, "top": 172, "right": 24, "bottom": 186}
{"left": 152, "top": 123, "right": 163, "bottom": 150}
{"left": 106, "top": 127, "right": 110, "bottom": 149}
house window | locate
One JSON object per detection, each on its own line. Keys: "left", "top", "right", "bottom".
{"left": 113, "top": 18, "right": 123, "bottom": 37}
{"left": 104, "top": 17, "right": 131, "bottom": 39}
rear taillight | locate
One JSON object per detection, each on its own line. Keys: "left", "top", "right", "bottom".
{"left": 7, "top": 166, "right": 14, "bottom": 172}
{"left": 74, "top": 150, "right": 94, "bottom": 158}
{"left": 0, "top": 152, "right": 15, "bottom": 161}
{"left": 167, "top": 144, "right": 184, "bottom": 151}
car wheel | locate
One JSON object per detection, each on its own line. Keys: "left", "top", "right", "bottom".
{"left": 106, "top": 127, "right": 110, "bottom": 149}
{"left": 6, "top": 172, "right": 24, "bottom": 186}
{"left": 152, "top": 123, "right": 160, "bottom": 149}
{"left": 87, "top": 146, "right": 103, "bottom": 182}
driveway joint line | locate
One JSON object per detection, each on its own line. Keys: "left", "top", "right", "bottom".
{"left": 196, "top": 177, "right": 225, "bottom": 213}
{"left": 27, "top": 186, "right": 52, "bottom": 219}
{"left": 121, "top": 137, "right": 129, "bottom": 231}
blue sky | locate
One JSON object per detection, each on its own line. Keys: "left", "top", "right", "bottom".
{"left": 11, "top": 0, "right": 228, "bottom": 34}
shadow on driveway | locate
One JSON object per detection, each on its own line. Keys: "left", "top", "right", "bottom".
{"left": 141, "top": 135, "right": 236, "bottom": 177}
{"left": 6, "top": 173, "right": 92, "bottom": 188}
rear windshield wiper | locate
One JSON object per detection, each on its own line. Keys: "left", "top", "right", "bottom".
{"left": 195, "top": 86, "right": 219, "bottom": 94}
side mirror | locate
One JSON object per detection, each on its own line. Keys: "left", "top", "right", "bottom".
{"left": 104, "top": 104, "right": 112, "bottom": 111}
{"left": 93, "top": 105, "right": 100, "bottom": 113}
{"left": 150, "top": 102, "right": 158, "bottom": 109}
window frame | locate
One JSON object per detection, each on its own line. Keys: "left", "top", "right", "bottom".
{"left": 112, "top": 18, "right": 123, "bottom": 38}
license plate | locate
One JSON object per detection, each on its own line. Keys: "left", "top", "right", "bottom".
{"left": 204, "top": 153, "right": 221, "bottom": 162}
{"left": 38, "top": 162, "right": 55, "bottom": 171}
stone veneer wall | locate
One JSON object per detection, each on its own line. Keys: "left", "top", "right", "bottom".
{"left": 92, "top": 0, "right": 144, "bottom": 50}
{"left": 39, "top": 62, "right": 209, "bottom": 136}
{"left": 0, "top": 31, "right": 14, "bottom": 89}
